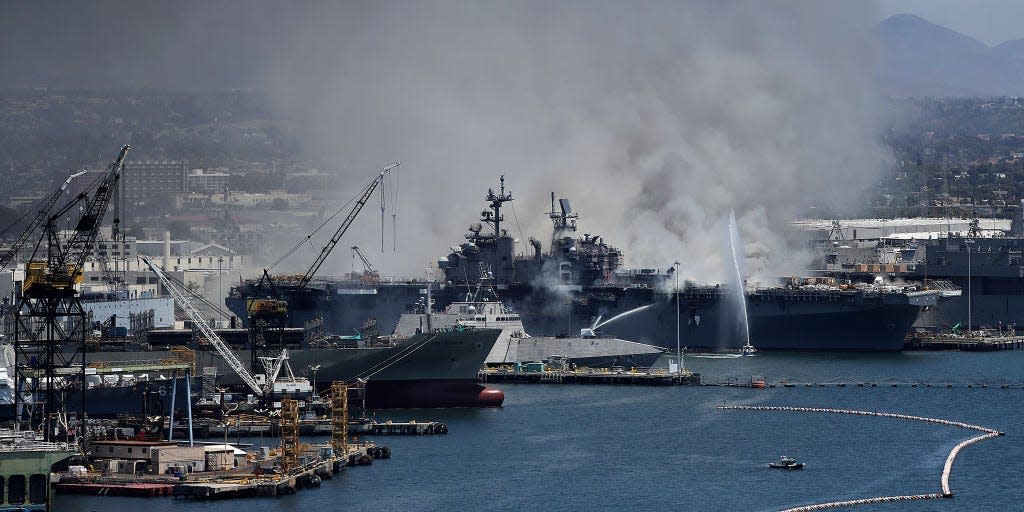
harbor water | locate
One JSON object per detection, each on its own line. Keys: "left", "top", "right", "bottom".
{"left": 60, "top": 351, "right": 1024, "bottom": 511}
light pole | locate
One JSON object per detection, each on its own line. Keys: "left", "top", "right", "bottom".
{"left": 309, "top": 364, "right": 321, "bottom": 397}
{"left": 218, "top": 257, "right": 224, "bottom": 324}
{"left": 965, "top": 239, "right": 974, "bottom": 335}
{"left": 674, "top": 261, "right": 681, "bottom": 374}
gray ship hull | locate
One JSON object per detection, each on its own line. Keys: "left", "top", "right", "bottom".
{"left": 501, "top": 285, "right": 934, "bottom": 352}
{"left": 79, "top": 327, "right": 504, "bottom": 408}
{"left": 499, "top": 336, "right": 664, "bottom": 368}
{"left": 0, "top": 377, "right": 195, "bottom": 420}
{"left": 229, "top": 283, "right": 932, "bottom": 352}
{"left": 394, "top": 311, "right": 665, "bottom": 368}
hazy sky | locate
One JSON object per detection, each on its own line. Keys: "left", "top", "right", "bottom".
{"left": 878, "top": 0, "right": 1024, "bottom": 46}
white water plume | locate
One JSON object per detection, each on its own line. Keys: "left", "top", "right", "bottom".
{"left": 728, "top": 210, "right": 752, "bottom": 348}
{"left": 592, "top": 304, "right": 654, "bottom": 331}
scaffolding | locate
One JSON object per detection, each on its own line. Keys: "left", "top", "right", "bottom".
{"left": 279, "top": 398, "right": 300, "bottom": 472}
{"left": 330, "top": 382, "right": 349, "bottom": 456}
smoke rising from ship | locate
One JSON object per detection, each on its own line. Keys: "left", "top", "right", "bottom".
{"left": 256, "top": 1, "right": 885, "bottom": 282}
{"left": 2, "top": 1, "right": 886, "bottom": 282}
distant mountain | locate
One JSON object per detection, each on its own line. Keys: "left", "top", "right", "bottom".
{"left": 878, "top": 14, "right": 1024, "bottom": 97}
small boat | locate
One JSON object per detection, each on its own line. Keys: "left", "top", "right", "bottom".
{"left": 740, "top": 343, "right": 757, "bottom": 356}
{"left": 768, "top": 456, "right": 804, "bottom": 470}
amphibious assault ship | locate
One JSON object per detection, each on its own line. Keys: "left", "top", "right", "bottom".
{"left": 229, "top": 177, "right": 942, "bottom": 351}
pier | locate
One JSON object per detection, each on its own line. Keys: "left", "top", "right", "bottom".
{"left": 170, "top": 443, "right": 386, "bottom": 500}
{"left": 718, "top": 405, "right": 1004, "bottom": 511}
{"left": 57, "top": 382, "right": 400, "bottom": 501}
{"left": 478, "top": 367, "right": 701, "bottom": 386}
{"left": 904, "top": 334, "right": 1024, "bottom": 351}
{"left": 167, "top": 417, "right": 448, "bottom": 438}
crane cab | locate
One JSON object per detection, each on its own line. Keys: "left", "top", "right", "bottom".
{"left": 22, "top": 261, "right": 83, "bottom": 298}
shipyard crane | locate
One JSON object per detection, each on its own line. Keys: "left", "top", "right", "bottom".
{"left": 24, "top": 144, "right": 130, "bottom": 297}
{"left": 14, "top": 145, "right": 128, "bottom": 441}
{"left": 351, "top": 245, "right": 379, "bottom": 282}
{"left": 243, "top": 164, "right": 399, "bottom": 383}
{"left": 0, "top": 170, "right": 87, "bottom": 272}
{"left": 251, "top": 163, "right": 400, "bottom": 304}
{"left": 297, "top": 163, "right": 399, "bottom": 289}
{"left": 140, "top": 256, "right": 285, "bottom": 397}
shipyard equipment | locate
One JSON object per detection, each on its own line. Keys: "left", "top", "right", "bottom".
{"left": 330, "top": 382, "right": 348, "bottom": 456}
{"left": 0, "top": 170, "right": 87, "bottom": 272}
{"left": 13, "top": 145, "right": 129, "bottom": 441}
{"left": 351, "top": 246, "right": 380, "bottom": 282}
{"left": 279, "top": 397, "right": 300, "bottom": 471}
{"left": 246, "top": 164, "right": 399, "bottom": 377}
{"left": 141, "top": 255, "right": 287, "bottom": 398}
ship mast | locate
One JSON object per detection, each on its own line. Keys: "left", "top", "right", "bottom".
{"left": 548, "top": 192, "right": 579, "bottom": 251}
{"left": 482, "top": 175, "right": 513, "bottom": 238}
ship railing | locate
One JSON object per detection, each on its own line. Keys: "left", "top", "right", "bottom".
{"left": 306, "top": 274, "right": 434, "bottom": 285}
{"left": 922, "top": 279, "right": 959, "bottom": 292}
{"left": 748, "top": 288, "right": 854, "bottom": 303}
{"left": 86, "top": 356, "right": 194, "bottom": 372}
{"left": 0, "top": 441, "right": 72, "bottom": 452}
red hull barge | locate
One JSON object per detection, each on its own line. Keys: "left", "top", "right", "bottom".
{"left": 365, "top": 380, "right": 503, "bottom": 408}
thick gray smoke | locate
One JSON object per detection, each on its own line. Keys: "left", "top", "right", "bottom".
{"left": 259, "top": 1, "right": 884, "bottom": 282}
{"left": 2, "top": 1, "right": 885, "bottom": 282}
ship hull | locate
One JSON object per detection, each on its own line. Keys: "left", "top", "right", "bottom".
{"left": 233, "top": 283, "right": 929, "bottom": 352}
{"left": 77, "top": 328, "right": 504, "bottom": 408}
{"left": 908, "top": 274, "right": 1024, "bottom": 330}
{"left": 513, "top": 288, "right": 922, "bottom": 352}
{"left": 0, "top": 377, "right": 194, "bottom": 420}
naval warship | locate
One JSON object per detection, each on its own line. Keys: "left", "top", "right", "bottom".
{"left": 814, "top": 216, "right": 1024, "bottom": 331}
{"left": 392, "top": 276, "right": 666, "bottom": 368}
{"left": 229, "top": 178, "right": 942, "bottom": 351}
{"left": 62, "top": 326, "right": 504, "bottom": 409}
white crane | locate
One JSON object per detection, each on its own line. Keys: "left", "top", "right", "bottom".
{"left": 140, "top": 255, "right": 285, "bottom": 397}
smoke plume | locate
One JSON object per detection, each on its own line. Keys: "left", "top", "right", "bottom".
{"left": 2, "top": 1, "right": 886, "bottom": 282}
{"left": 258, "top": 1, "right": 885, "bottom": 282}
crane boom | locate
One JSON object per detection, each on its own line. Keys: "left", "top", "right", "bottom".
{"left": 141, "top": 256, "right": 266, "bottom": 396}
{"left": 57, "top": 144, "right": 130, "bottom": 279}
{"left": 351, "top": 246, "right": 375, "bottom": 273}
{"left": 298, "top": 163, "right": 398, "bottom": 289}
{"left": 0, "top": 170, "right": 87, "bottom": 272}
